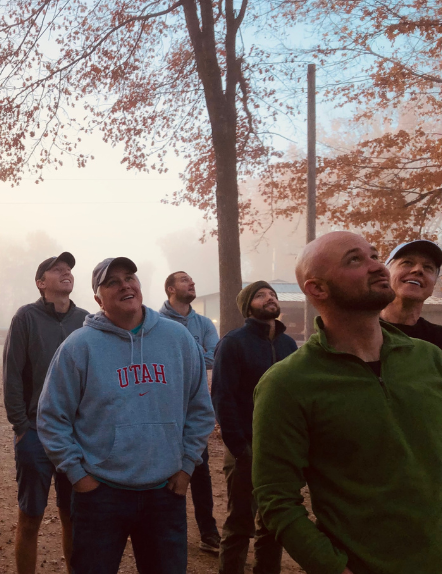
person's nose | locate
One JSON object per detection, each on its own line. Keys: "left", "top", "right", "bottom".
{"left": 410, "top": 263, "right": 424, "bottom": 275}
{"left": 369, "top": 258, "right": 388, "bottom": 275}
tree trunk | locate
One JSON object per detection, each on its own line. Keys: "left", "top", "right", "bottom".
{"left": 181, "top": 0, "right": 244, "bottom": 336}
{"left": 213, "top": 128, "right": 244, "bottom": 337}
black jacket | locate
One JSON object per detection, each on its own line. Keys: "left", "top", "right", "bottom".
{"left": 3, "top": 297, "right": 89, "bottom": 435}
{"left": 386, "top": 317, "right": 442, "bottom": 350}
{"left": 211, "top": 318, "right": 297, "bottom": 457}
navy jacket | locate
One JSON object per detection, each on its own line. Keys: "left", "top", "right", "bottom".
{"left": 211, "top": 318, "right": 297, "bottom": 457}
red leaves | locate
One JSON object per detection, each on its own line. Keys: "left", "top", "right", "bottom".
{"left": 0, "top": 0, "right": 298, "bottom": 211}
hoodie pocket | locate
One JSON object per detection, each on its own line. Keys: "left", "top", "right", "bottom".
{"left": 92, "top": 422, "right": 183, "bottom": 487}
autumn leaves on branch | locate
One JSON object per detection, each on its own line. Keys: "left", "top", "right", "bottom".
{"left": 0, "top": 0, "right": 441, "bottom": 258}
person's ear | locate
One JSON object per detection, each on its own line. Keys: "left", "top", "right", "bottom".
{"left": 303, "top": 278, "right": 329, "bottom": 303}
{"left": 94, "top": 294, "right": 104, "bottom": 309}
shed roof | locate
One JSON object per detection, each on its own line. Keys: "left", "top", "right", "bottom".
{"left": 242, "top": 280, "right": 303, "bottom": 294}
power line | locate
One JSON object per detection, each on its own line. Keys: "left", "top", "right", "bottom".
{"left": 0, "top": 200, "right": 168, "bottom": 205}
{"left": 19, "top": 178, "right": 180, "bottom": 182}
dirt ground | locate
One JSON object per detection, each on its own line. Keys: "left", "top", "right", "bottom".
{"left": 0, "top": 368, "right": 307, "bottom": 574}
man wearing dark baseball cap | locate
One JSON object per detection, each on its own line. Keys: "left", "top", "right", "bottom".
{"left": 35, "top": 251, "right": 76, "bottom": 283}
{"left": 3, "top": 252, "right": 88, "bottom": 574}
{"left": 91, "top": 256, "right": 137, "bottom": 294}
{"left": 38, "top": 256, "right": 215, "bottom": 574}
{"left": 381, "top": 239, "right": 442, "bottom": 348}
{"left": 212, "top": 280, "right": 298, "bottom": 574}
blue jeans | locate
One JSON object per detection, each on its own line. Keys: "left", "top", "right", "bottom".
{"left": 71, "top": 483, "right": 187, "bottom": 574}
{"left": 190, "top": 445, "right": 219, "bottom": 537}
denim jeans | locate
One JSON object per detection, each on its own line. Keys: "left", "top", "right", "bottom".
{"left": 14, "top": 428, "right": 72, "bottom": 516}
{"left": 219, "top": 446, "right": 282, "bottom": 574}
{"left": 190, "top": 445, "right": 219, "bottom": 537}
{"left": 71, "top": 483, "right": 187, "bottom": 574}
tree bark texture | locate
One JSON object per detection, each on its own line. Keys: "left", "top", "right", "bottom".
{"left": 182, "top": 0, "right": 244, "bottom": 335}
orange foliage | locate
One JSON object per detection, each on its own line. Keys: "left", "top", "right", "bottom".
{"left": 0, "top": 0, "right": 297, "bottom": 333}
{"left": 2, "top": 0, "right": 441, "bottom": 258}
{"left": 268, "top": 0, "right": 442, "bottom": 252}
{"left": 0, "top": 1, "right": 291, "bottom": 203}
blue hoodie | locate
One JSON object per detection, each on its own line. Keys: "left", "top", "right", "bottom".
{"left": 159, "top": 301, "right": 219, "bottom": 369}
{"left": 37, "top": 306, "right": 215, "bottom": 489}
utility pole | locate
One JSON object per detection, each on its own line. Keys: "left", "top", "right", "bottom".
{"left": 304, "top": 63, "right": 316, "bottom": 340}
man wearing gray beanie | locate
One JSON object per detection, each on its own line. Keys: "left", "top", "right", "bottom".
{"left": 212, "top": 281, "right": 298, "bottom": 574}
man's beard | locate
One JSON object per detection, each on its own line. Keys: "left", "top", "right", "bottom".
{"left": 176, "top": 292, "right": 196, "bottom": 305}
{"left": 327, "top": 280, "right": 395, "bottom": 312}
{"left": 250, "top": 303, "right": 281, "bottom": 321}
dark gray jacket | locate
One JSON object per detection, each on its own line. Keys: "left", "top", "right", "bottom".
{"left": 3, "top": 297, "right": 88, "bottom": 435}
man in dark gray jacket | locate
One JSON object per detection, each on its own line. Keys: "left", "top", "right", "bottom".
{"left": 3, "top": 252, "right": 88, "bottom": 574}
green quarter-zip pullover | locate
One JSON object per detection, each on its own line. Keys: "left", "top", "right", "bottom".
{"left": 253, "top": 318, "right": 442, "bottom": 574}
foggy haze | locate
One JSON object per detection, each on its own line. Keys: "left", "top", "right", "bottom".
{"left": 0, "top": 137, "right": 309, "bottom": 329}
{"left": 0, "top": 218, "right": 306, "bottom": 329}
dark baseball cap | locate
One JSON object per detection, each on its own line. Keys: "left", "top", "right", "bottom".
{"left": 92, "top": 257, "right": 137, "bottom": 294}
{"left": 35, "top": 252, "right": 76, "bottom": 281}
{"left": 385, "top": 240, "right": 442, "bottom": 268}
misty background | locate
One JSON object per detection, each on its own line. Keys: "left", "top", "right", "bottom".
{"left": 0, "top": 131, "right": 312, "bottom": 328}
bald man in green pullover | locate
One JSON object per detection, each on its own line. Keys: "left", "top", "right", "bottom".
{"left": 252, "top": 231, "right": 442, "bottom": 574}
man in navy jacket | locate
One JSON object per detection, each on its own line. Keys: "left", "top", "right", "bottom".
{"left": 212, "top": 281, "right": 298, "bottom": 574}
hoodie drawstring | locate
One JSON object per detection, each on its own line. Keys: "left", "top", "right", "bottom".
{"left": 129, "top": 329, "right": 144, "bottom": 366}
{"left": 128, "top": 332, "right": 135, "bottom": 365}
{"left": 140, "top": 328, "right": 144, "bottom": 365}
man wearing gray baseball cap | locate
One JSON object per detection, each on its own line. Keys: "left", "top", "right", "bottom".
{"left": 3, "top": 251, "right": 88, "bottom": 574}
{"left": 38, "top": 256, "right": 215, "bottom": 574}
{"left": 381, "top": 239, "right": 442, "bottom": 348}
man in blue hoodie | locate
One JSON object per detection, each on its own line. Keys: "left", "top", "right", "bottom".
{"left": 160, "top": 271, "right": 220, "bottom": 554}
{"left": 38, "top": 257, "right": 215, "bottom": 574}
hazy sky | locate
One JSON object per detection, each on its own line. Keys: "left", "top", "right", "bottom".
{"left": 0, "top": 130, "right": 220, "bottom": 319}
{"left": 0, "top": 33, "right": 322, "bottom": 327}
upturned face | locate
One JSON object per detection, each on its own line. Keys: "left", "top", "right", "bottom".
{"left": 249, "top": 288, "right": 281, "bottom": 320}
{"left": 388, "top": 251, "right": 438, "bottom": 303}
{"left": 322, "top": 234, "right": 395, "bottom": 312}
{"left": 37, "top": 261, "right": 74, "bottom": 297}
{"left": 95, "top": 265, "right": 143, "bottom": 323}
{"left": 170, "top": 272, "right": 196, "bottom": 304}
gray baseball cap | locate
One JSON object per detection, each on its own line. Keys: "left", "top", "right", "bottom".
{"left": 385, "top": 240, "right": 442, "bottom": 268}
{"left": 92, "top": 257, "right": 137, "bottom": 294}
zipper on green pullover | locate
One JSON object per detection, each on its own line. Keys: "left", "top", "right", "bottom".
{"left": 354, "top": 357, "right": 390, "bottom": 401}
{"left": 378, "top": 376, "right": 388, "bottom": 398}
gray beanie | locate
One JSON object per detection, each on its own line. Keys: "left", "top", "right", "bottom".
{"left": 236, "top": 281, "right": 275, "bottom": 318}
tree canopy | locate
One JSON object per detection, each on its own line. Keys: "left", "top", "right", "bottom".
{"left": 3, "top": 0, "right": 440, "bottom": 305}
{"left": 0, "top": 0, "right": 299, "bottom": 334}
